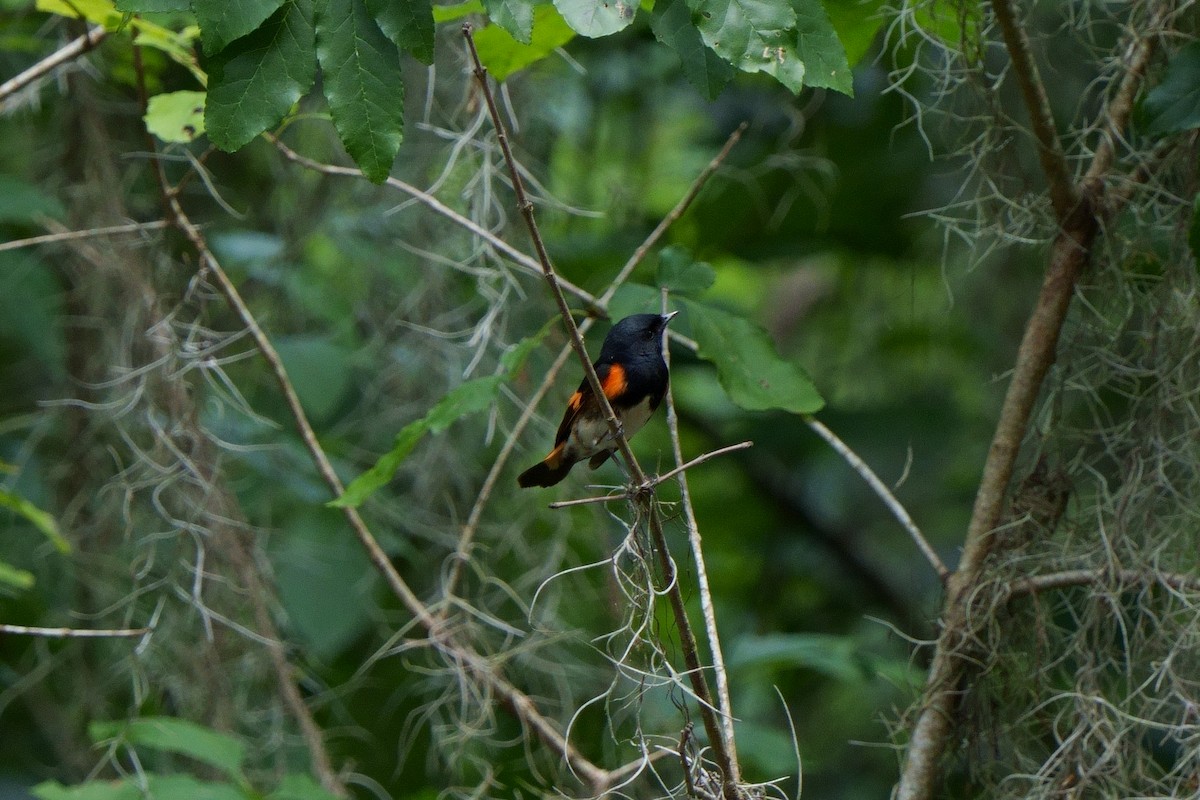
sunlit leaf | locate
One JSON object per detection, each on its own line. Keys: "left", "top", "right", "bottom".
{"left": 317, "top": 0, "right": 405, "bottom": 183}
{"left": 472, "top": 5, "right": 575, "bottom": 80}
{"left": 433, "top": 0, "right": 483, "bottom": 22}
{"left": 145, "top": 90, "right": 206, "bottom": 142}
{"left": 115, "top": 0, "right": 189, "bottom": 9}
{"left": 0, "top": 561, "right": 35, "bottom": 590}
{"left": 205, "top": 0, "right": 316, "bottom": 151}
{"left": 554, "top": 0, "right": 636, "bottom": 38}
{"left": 482, "top": 0, "right": 535, "bottom": 43}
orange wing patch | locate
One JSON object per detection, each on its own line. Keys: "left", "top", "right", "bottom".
{"left": 601, "top": 363, "right": 628, "bottom": 400}
{"left": 544, "top": 441, "right": 566, "bottom": 468}
{"left": 567, "top": 391, "right": 583, "bottom": 412}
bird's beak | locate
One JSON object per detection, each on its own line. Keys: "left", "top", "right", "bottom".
{"left": 662, "top": 311, "right": 679, "bottom": 325}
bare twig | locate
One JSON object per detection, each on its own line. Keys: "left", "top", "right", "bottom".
{"left": 464, "top": 25, "right": 744, "bottom": 798}
{"left": 0, "top": 25, "right": 106, "bottom": 108}
{"left": 804, "top": 417, "right": 948, "bottom": 581}
{"left": 663, "top": 288, "right": 741, "bottom": 782}
{"left": 0, "top": 624, "right": 149, "bottom": 638}
{"left": 650, "top": 440, "right": 754, "bottom": 489}
{"left": 0, "top": 220, "right": 170, "bottom": 253}
{"left": 894, "top": 9, "right": 1169, "bottom": 799}
{"left": 1006, "top": 567, "right": 1200, "bottom": 598}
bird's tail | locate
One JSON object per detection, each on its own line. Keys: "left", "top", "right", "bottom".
{"left": 517, "top": 443, "right": 575, "bottom": 488}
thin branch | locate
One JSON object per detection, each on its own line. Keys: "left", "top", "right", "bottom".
{"left": 0, "top": 25, "right": 106, "bottom": 108}
{"left": 662, "top": 288, "right": 741, "bottom": 783}
{"left": 894, "top": 10, "right": 1169, "bottom": 799}
{"left": 989, "top": 0, "right": 1076, "bottom": 220}
{"left": 463, "top": 24, "right": 645, "bottom": 484}
{"left": 804, "top": 417, "right": 948, "bottom": 581}
{"left": 268, "top": 135, "right": 601, "bottom": 313}
{"left": 0, "top": 624, "right": 150, "bottom": 638}
{"left": 443, "top": 122, "right": 744, "bottom": 602}
{"left": 0, "top": 220, "right": 170, "bottom": 253}
{"left": 1006, "top": 567, "right": 1200, "bottom": 599}
{"left": 464, "top": 25, "right": 744, "bottom": 798}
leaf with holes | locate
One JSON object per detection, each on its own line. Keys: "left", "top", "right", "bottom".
{"left": 554, "top": 0, "right": 637, "bottom": 37}
{"left": 145, "top": 91, "right": 207, "bottom": 143}
{"left": 687, "top": 0, "right": 804, "bottom": 92}
{"left": 317, "top": 0, "right": 404, "bottom": 183}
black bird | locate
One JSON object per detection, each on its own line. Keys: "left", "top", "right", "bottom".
{"left": 517, "top": 312, "right": 676, "bottom": 488}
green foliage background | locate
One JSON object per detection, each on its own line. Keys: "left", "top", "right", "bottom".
{"left": 2, "top": 1, "right": 1199, "bottom": 799}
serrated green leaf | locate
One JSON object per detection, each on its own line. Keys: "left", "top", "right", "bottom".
{"left": 792, "top": 0, "right": 850, "bottom": 94}
{"left": 365, "top": 0, "right": 434, "bottom": 63}
{"left": 1142, "top": 41, "right": 1200, "bottom": 136}
{"left": 553, "top": 0, "right": 636, "bottom": 37}
{"left": 472, "top": 4, "right": 575, "bottom": 80}
{"left": 32, "top": 780, "right": 141, "bottom": 800}
{"left": 433, "top": 0, "right": 484, "bottom": 23}
{"left": 333, "top": 376, "right": 504, "bottom": 507}
{"left": 823, "top": 0, "right": 883, "bottom": 66}
{"left": 683, "top": 300, "right": 824, "bottom": 414}
{"left": 205, "top": 0, "right": 316, "bottom": 151}
{"left": 269, "top": 774, "right": 341, "bottom": 800}
{"left": 687, "top": 0, "right": 804, "bottom": 92}
{"left": 656, "top": 246, "right": 715, "bottom": 296}
{"left": 482, "top": 0, "right": 535, "bottom": 43}
{"left": 193, "top": 0, "right": 285, "bottom": 55}
{"left": 88, "top": 718, "right": 246, "bottom": 780}
{"left": 145, "top": 90, "right": 206, "bottom": 142}
{"left": 0, "top": 488, "right": 69, "bottom": 553}
{"left": 115, "top": 0, "right": 188, "bottom": 10}
{"left": 0, "top": 561, "right": 35, "bottom": 590}
{"left": 0, "top": 175, "right": 65, "bottom": 223}
{"left": 650, "top": 0, "right": 734, "bottom": 99}
{"left": 317, "top": 0, "right": 404, "bottom": 183}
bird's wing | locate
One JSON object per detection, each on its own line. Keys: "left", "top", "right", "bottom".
{"left": 553, "top": 362, "right": 628, "bottom": 445}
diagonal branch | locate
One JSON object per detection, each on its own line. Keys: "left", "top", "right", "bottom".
{"left": 894, "top": 8, "right": 1170, "bottom": 799}
{"left": 0, "top": 25, "right": 106, "bottom": 107}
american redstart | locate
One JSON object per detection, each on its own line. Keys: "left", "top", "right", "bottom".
{"left": 517, "top": 312, "right": 677, "bottom": 488}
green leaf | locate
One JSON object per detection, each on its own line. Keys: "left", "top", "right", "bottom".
{"left": 205, "top": 0, "right": 316, "bottom": 152}
{"left": 433, "top": 0, "right": 484, "bottom": 22}
{"left": 115, "top": 0, "right": 188, "bottom": 10}
{"left": 822, "top": 0, "right": 883, "bottom": 66}
{"left": 729, "top": 633, "right": 870, "bottom": 682}
{"left": 274, "top": 336, "right": 353, "bottom": 423}
{"left": 35, "top": 0, "right": 119, "bottom": 25}
{"left": 0, "top": 488, "right": 69, "bottom": 553}
{"left": 365, "top": 0, "right": 434, "bottom": 63}
{"left": 33, "top": 781, "right": 141, "bottom": 800}
{"left": 145, "top": 90, "right": 207, "bottom": 142}
{"left": 0, "top": 252, "right": 67, "bottom": 373}
{"left": 0, "top": 561, "right": 35, "bottom": 590}
{"left": 650, "top": 0, "right": 734, "bottom": 99}
{"left": 655, "top": 246, "right": 715, "bottom": 296}
{"left": 1142, "top": 42, "right": 1200, "bottom": 136}
{"left": 499, "top": 318, "right": 557, "bottom": 373}
{"left": 472, "top": 4, "right": 575, "bottom": 80}
{"left": 89, "top": 718, "right": 247, "bottom": 780}
{"left": 792, "top": 0, "right": 850, "bottom": 95}
{"left": 687, "top": 0, "right": 804, "bottom": 92}
{"left": 268, "top": 774, "right": 341, "bottom": 800}
{"left": 482, "top": 0, "right": 535, "bottom": 43}
{"left": 553, "top": 0, "right": 636, "bottom": 37}
{"left": 0, "top": 175, "right": 65, "bottom": 224}
{"left": 333, "top": 376, "right": 504, "bottom": 507}
{"left": 682, "top": 300, "right": 824, "bottom": 414}
{"left": 317, "top": 0, "right": 405, "bottom": 183}
{"left": 193, "top": 0, "right": 285, "bottom": 55}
